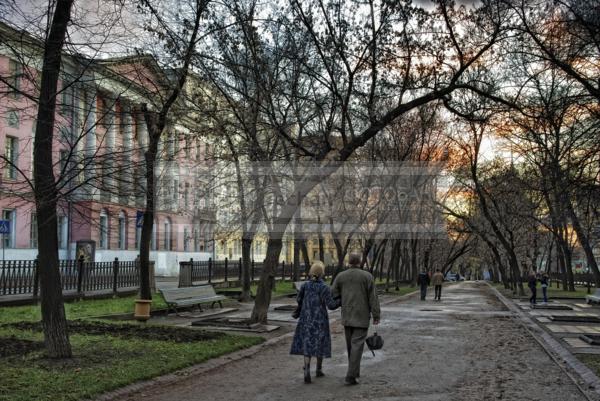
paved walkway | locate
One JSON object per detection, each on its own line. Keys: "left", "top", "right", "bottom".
{"left": 117, "top": 282, "right": 587, "bottom": 401}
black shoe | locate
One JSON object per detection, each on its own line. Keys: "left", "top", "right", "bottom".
{"left": 345, "top": 376, "right": 358, "bottom": 385}
{"left": 304, "top": 367, "right": 311, "bottom": 383}
{"left": 316, "top": 369, "right": 324, "bottom": 377}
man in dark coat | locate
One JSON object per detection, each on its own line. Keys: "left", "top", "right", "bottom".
{"left": 332, "top": 253, "right": 381, "bottom": 385}
{"left": 417, "top": 270, "right": 430, "bottom": 301}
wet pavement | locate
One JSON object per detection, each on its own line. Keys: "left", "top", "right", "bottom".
{"left": 116, "top": 282, "right": 587, "bottom": 401}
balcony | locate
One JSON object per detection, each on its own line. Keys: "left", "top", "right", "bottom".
{"left": 194, "top": 207, "right": 217, "bottom": 222}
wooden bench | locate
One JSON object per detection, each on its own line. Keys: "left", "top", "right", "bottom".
{"left": 586, "top": 289, "right": 600, "bottom": 304}
{"left": 160, "top": 285, "right": 227, "bottom": 316}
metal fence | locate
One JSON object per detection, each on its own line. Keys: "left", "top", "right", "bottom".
{"left": 548, "top": 272, "right": 595, "bottom": 291}
{"left": 0, "top": 258, "right": 147, "bottom": 297}
{"left": 178, "top": 258, "right": 337, "bottom": 287}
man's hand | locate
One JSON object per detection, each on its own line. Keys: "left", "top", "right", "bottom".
{"left": 373, "top": 319, "right": 380, "bottom": 325}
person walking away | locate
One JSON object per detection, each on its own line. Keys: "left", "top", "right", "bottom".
{"left": 540, "top": 272, "right": 549, "bottom": 304}
{"left": 332, "top": 253, "right": 380, "bottom": 385}
{"left": 290, "top": 261, "right": 340, "bottom": 383}
{"left": 432, "top": 269, "right": 444, "bottom": 301}
{"left": 528, "top": 271, "right": 537, "bottom": 305}
{"left": 417, "top": 270, "right": 430, "bottom": 301}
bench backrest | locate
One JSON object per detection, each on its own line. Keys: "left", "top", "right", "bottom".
{"left": 161, "top": 285, "right": 218, "bottom": 302}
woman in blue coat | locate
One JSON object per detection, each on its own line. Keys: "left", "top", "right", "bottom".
{"left": 291, "top": 261, "right": 340, "bottom": 383}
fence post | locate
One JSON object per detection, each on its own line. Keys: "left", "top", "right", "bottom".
{"left": 33, "top": 257, "right": 39, "bottom": 299}
{"left": 77, "top": 255, "right": 85, "bottom": 295}
{"left": 113, "top": 257, "right": 119, "bottom": 294}
{"left": 238, "top": 258, "right": 242, "bottom": 282}
{"left": 224, "top": 257, "right": 229, "bottom": 282}
{"left": 209, "top": 258, "right": 213, "bottom": 284}
{"left": 588, "top": 272, "right": 592, "bottom": 294}
{"left": 281, "top": 261, "right": 285, "bottom": 282}
{"left": 251, "top": 259, "right": 255, "bottom": 282}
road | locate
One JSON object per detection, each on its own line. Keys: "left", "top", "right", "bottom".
{"left": 118, "top": 282, "right": 586, "bottom": 401}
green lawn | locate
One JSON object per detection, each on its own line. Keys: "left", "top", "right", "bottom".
{"left": 0, "top": 293, "right": 168, "bottom": 324}
{"left": 0, "top": 323, "right": 262, "bottom": 401}
{"left": 227, "top": 280, "right": 298, "bottom": 297}
{"left": 379, "top": 286, "right": 417, "bottom": 296}
{"left": 577, "top": 355, "right": 600, "bottom": 380}
{"left": 492, "top": 283, "right": 591, "bottom": 299}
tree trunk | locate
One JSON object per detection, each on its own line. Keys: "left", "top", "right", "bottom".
{"left": 240, "top": 237, "right": 253, "bottom": 302}
{"left": 300, "top": 239, "right": 311, "bottom": 274}
{"left": 139, "top": 113, "right": 159, "bottom": 301}
{"left": 292, "top": 234, "right": 300, "bottom": 282}
{"left": 410, "top": 239, "right": 418, "bottom": 287}
{"left": 564, "top": 198, "right": 600, "bottom": 287}
{"left": 250, "top": 237, "right": 283, "bottom": 324}
{"left": 387, "top": 240, "right": 400, "bottom": 290}
{"left": 556, "top": 243, "right": 567, "bottom": 290}
{"left": 33, "top": 0, "right": 75, "bottom": 359}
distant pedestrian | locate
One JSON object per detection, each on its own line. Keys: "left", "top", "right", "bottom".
{"left": 290, "top": 261, "right": 340, "bottom": 383}
{"left": 432, "top": 269, "right": 444, "bottom": 301}
{"left": 332, "top": 253, "right": 380, "bottom": 385}
{"left": 417, "top": 270, "right": 430, "bottom": 301}
{"left": 540, "top": 272, "right": 549, "bottom": 303}
{"left": 528, "top": 271, "right": 537, "bottom": 305}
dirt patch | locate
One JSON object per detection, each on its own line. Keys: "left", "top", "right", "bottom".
{"left": 5, "top": 320, "right": 223, "bottom": 343}
{"left": 0, "top": 336, "right": 45, "bottom": 357}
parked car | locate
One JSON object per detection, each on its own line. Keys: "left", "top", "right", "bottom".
{"left": 445, "top": 273, "right": 464, "bottom": 282}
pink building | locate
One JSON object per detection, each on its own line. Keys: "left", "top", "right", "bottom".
{"left": 0, "top": 22, "right": 214, "bottom": 275}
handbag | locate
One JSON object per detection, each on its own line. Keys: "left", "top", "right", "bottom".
{"left": 365, "top": 332, "right": 384, "bottom": 356}
{"left": 292, "top": 305, "right": 301, "bottom": 319}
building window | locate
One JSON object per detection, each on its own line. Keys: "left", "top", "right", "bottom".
{"left": 7, "top": 110, "right": 19, "bottom": 128}
{"left": 183, "top": 227, "right": 189, "bottom": 252}
{"left": 2, "top": 209, "right": 16, "bottom": 248}
{"left": 184, "top": 183, "right": 190, "bottom": 210}
{"left": 30, "top": 213, "right": 38, "bottom": 248}
{"left": 8, "top": 59, "right": 22, "bottom": 98}
{"left": 59, "top": 149, "right": 69, "bottom": 174}
{"left": 135, "top": 224, "right": 141, "bottom": 250}
{"left": 118, "top": 211, "right": 127, "bottom": 250}
{"left": 59, "top": 127, "right": 71, "bottom": 145}
{"left": 57, "top": 215, "right": 68, "bottom": 249}
{"left": 4, "top": 136, "right": 18, "bottom": 179}
{"left": 61, "top": 74, "right": 73, "bottom": 115}
{"left": 164, "top": 219, "right": 171, "bottom": 250}
{"left": 99, "top": 210, "right": 109, "bottom": 249}
{"left": 172, "top": 180, "right": 179, "bottom": 205}
{"left": 151, "top": 223, "right": 157, "bottom": 250}
{"left": 194, "top": 228, "right": 199, "bottom": 252}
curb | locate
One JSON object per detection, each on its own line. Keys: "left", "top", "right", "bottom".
{"left": 93, "top": 288, "right": 414, "bottom": 401}
{"left": 92, "top": 331, "right": 295, "bottom": 401}
{"left": 488, "top": 283, "right": 600, "bottom": 401}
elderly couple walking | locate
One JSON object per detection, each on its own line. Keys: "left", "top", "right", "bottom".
{"left": 290, "top": 253, "right": 381, "bottom": 385}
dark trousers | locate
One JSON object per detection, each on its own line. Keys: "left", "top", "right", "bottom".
{"left": 542, "top": 286, "right": 548, "bottom": 303}
{"left": 434, "top": 285, "right": 442, "bottom": 300}
{"left": 344, "top": 326, "right": 368, "bottom": 379}
{"left": 529, "top": 287, "right": 537, "bottom": 304}
{"left": 420, "top": 284, "right": 428, "bottom": 300}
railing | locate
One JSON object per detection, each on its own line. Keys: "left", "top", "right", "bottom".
{"left": 548, "top": 272, "right": 596, "bottom": 292}
{"left": 178, "top": 258, "right": 337, "bottom": 287}
{"left": 0, "top": 258, "right": 151, "bottom": 297}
